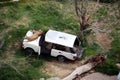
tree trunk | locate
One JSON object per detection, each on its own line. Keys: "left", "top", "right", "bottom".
{"left": 62, "top": 54, "right": 105, "bottom": 80}
{"left": 62, "top": 63, "right": 93, "bottom": 80}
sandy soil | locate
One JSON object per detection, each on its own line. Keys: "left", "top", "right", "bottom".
{"left": 81, "top": 72, "right": 117, "bottom": 80}
{"left": 43, "top": 60, "right": 82, "bottom": 78}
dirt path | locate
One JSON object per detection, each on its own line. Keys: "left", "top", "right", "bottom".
{"left": 81, "top": 72, "right": 117, "bottom": 80}
{"left": 87, "top": 20, "right": 113, "bottom": 50}
{"left": 43, "top": 61, "right": 82, "bottom": 78}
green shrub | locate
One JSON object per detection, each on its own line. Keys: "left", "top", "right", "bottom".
{"left": 95, "top": 61, "right": 119, "bottom": 75}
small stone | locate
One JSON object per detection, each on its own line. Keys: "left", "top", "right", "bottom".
{"left": 40, "top": 78, "right": 45, "bottom": 80}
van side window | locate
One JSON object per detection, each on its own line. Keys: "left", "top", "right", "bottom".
{"left": 53, "top": 44, "right": 66, "bottom": 51}
{"left": 53, "top": 44, "right": 78, "bottom": 54}
{"left": 45, "top": 43, "right": 52, "bottom": 50}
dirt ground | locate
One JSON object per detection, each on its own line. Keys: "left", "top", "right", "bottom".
{"left": 81, "top": 72, "right": 117, "bottom": 80}
{"left": 43, "top": 60, "right": 82, "bottom": 78}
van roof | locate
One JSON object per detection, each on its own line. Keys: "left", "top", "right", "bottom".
{"left": 45, "top": 29, "right": 77, "bottom": 48}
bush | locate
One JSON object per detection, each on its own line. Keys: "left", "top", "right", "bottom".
{"left": 95, "top": 61, "right": 119, "bottom": 75}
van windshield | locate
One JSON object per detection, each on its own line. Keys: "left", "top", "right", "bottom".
{"left": 74, "top": 38, "right": 80, "bottom": 47}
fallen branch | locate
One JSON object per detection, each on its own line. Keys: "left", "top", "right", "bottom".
{"left": 62, "top": 63, "right": 93, "bottom": 80}
{"left": 62, "top": 54, "right": 105, "bottom": 80}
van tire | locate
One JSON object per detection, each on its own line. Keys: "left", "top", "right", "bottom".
{"left": 25, "top": 48, "right": 35, "bottom": 56}
{"left": 57, "top": 56, "right": 66, "bottom": 62}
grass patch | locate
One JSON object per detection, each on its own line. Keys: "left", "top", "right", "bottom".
{"left": 94, "top": 6, "right": 108, "bottom": 20}
{"left": 0, "top": 62, "right": 48, "bottom": 80}
{"left": 0, "top": 64, "right": 26, "bottom": 80}
{"left": 22, "top": 66, "right": 48, "bottom": 80}
{"left": 0, "top": 24, "right": 9, "bottom": 32}
{"left": 5, "top": 27, "right": 29, "bottom": 43}
{"left": 110, "top": 30, "right": 120, "bottom": 63}
{"left": 83, "top": 43, "right": 100, "bottom": 57}
{"left": 28, "top": 59, "right": 44, "bottom": 68}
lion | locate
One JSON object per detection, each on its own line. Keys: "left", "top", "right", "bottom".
{"left": 26, "top": 30, "right": 43, "bottom": 41}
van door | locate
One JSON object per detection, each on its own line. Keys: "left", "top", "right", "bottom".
{"left": 51, "top": 49, "right": 77, "bottom": 60}
{"left": 51, "top": 49, "right": 63, "bottom": 57}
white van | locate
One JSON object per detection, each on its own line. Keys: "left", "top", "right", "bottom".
{"left": 22, "top": 29, "right": 83, "bottom": 62}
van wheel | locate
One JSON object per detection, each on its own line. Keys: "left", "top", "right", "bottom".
{"left": 25, "top": 48, "right": 34, "bottom": 56}
{"left": 57, "top": 56, "right": 66, "bottom": 62}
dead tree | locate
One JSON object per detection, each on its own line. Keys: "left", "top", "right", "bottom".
{"left": 62, "top": 54, "right": 106, "bottom": 80}
{"left": 74, "top": 0, "right": 90, "bottom": 46}
{"left": 74, "top": 0, "right": 90, "bottom": 32}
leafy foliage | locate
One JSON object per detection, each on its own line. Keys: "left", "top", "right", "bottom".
{"left": 95, "top": 61, "right": 119, "bottom": 75}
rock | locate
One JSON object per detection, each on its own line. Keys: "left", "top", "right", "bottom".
{"left": 40, "top": 78, "right": 45, "bottom": 80}
{"left": 116, "top": 63, "right": 120, "bottom": 69}
{"left": 12, "top": 0, "right": 19, "bottom": 2}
